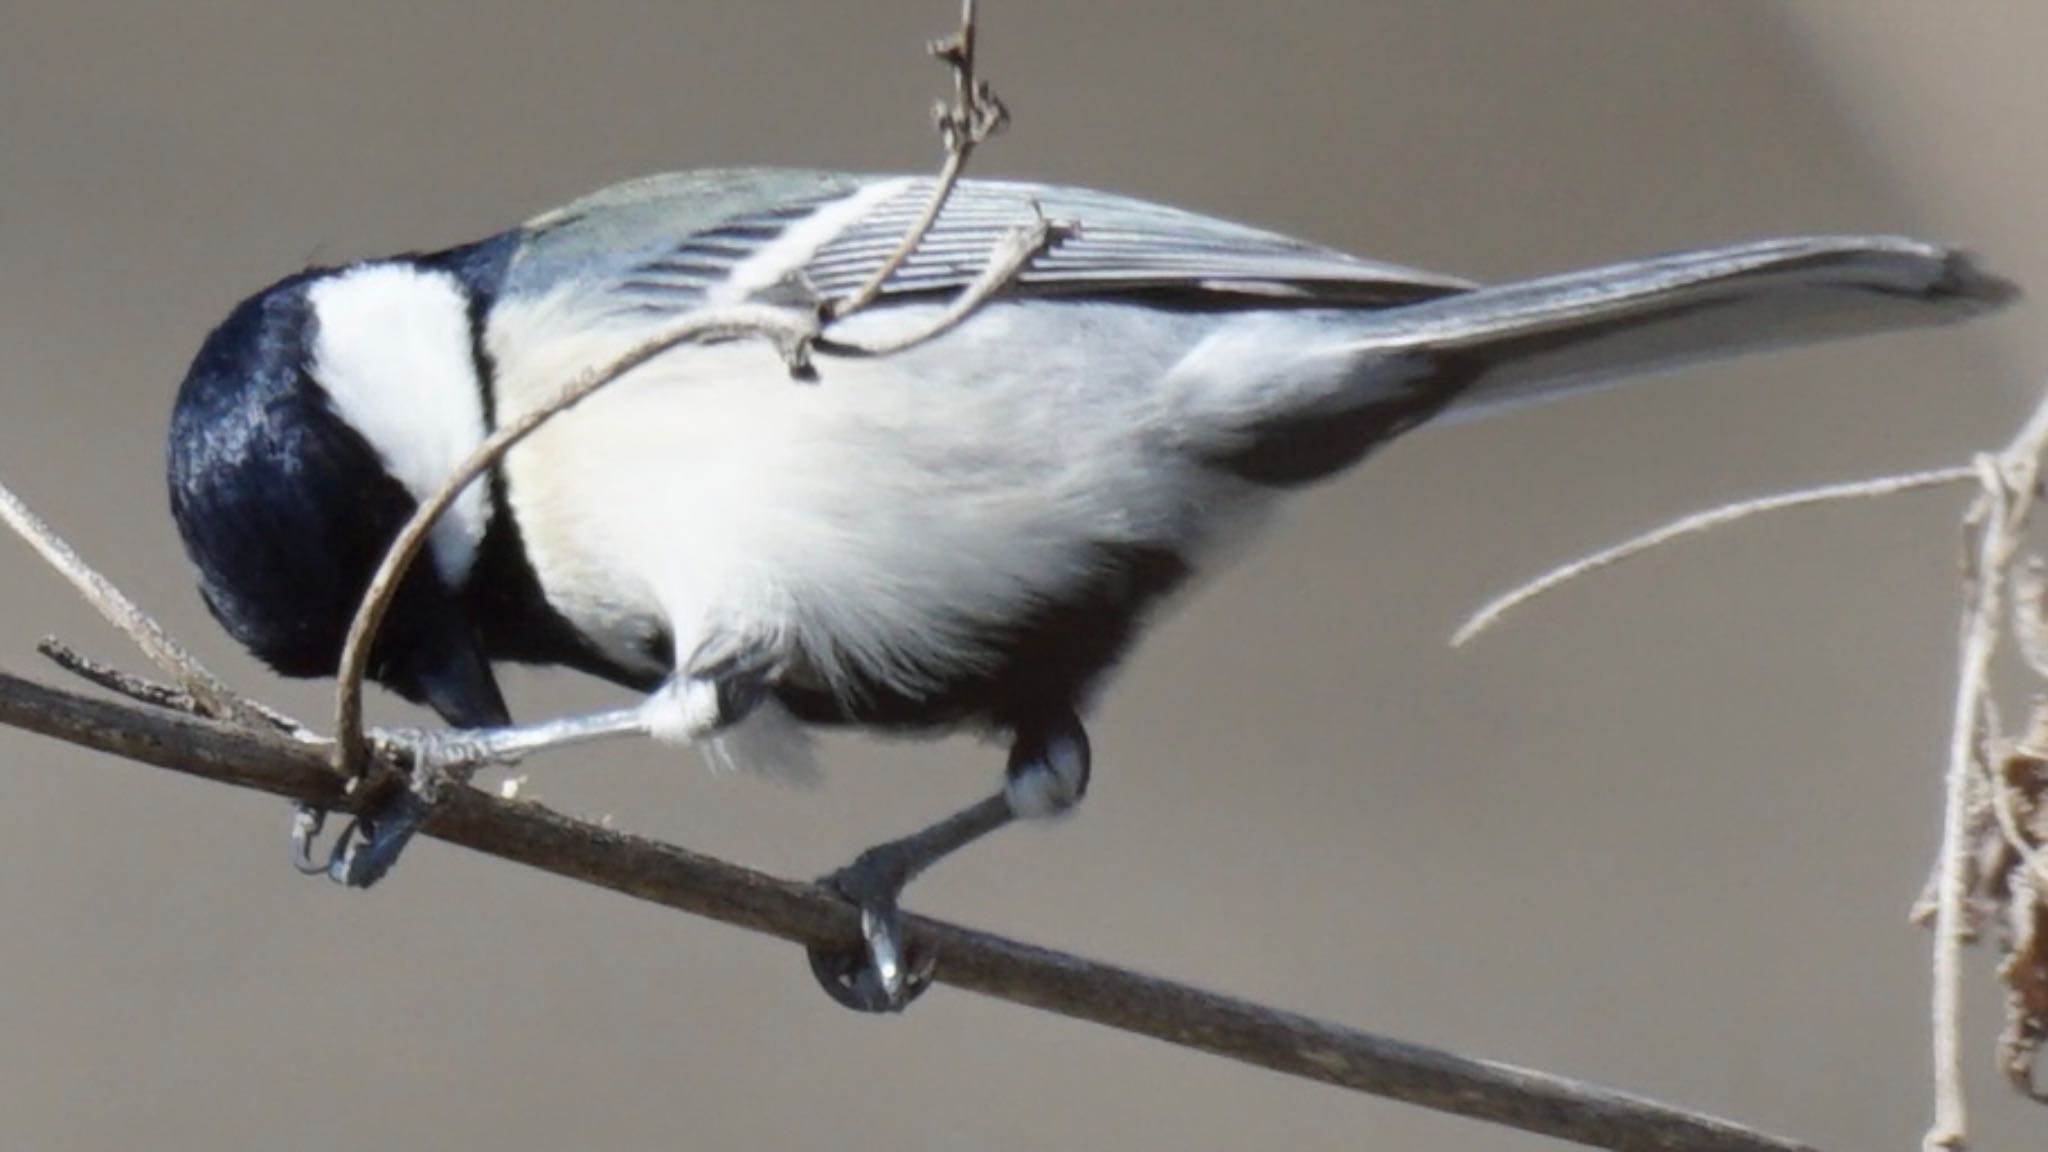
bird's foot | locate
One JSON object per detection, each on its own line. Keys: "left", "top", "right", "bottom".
{"left": 806, "top": 842, "right": 938, "bottom": 1013}
{"left": 290, "top": 727, "right": 510, "bottom": 888}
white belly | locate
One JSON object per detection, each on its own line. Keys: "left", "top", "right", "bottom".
{"left": 485, "top": 296, "right": 1265, "bottom": 701}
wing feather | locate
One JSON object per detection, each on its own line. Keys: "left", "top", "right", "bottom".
{"left": 504, "top": 169, "right": 1475, "bottom": 317}
{"left": 801, "top": 178, "right": 1473, "bottom": 305}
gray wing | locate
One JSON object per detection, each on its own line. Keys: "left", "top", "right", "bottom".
{"left": 803, "top": 178, "right": 1475, "bottom": 304}
{"left": 503, "top": 169, "right": 1475, "bottom": 315}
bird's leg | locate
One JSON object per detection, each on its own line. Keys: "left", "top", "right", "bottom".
{"left": 313, "top": 650, "right": 777, "bottom": 888}
{"left": 808, "top": 707, "right": 1091, "bottom": 1012}
{"left": 309, "top": 708, "right": 652, "bottom": 887}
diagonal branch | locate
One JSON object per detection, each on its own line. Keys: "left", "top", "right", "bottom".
{"left": 0, "top": 667, "right": 1815, "bottom": 1152}
{"left": 0, "top": 479, "right": 275, "bottom": 729}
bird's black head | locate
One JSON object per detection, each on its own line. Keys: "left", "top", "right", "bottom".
{"left": 167, "top": 258, "right": 512, "bottom": 728}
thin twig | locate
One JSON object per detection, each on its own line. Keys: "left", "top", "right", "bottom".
{"left": 1928, "top": 456, "right": 2008, "bottom": 1151}
{"left": 1922, "top": 391, "right": 2048, "bottom": 1150}
{"left": 1452, "top": 465, "right": 1977, "bottom": 647}
{"left": 821, "top": 209, "right": 1074, "bottom": 356}
{"left": 333, "top": 0, "right": 1034, "bottom": 778}
{"left": 0, "top": 667, "right": 1817, "bottom": 1152}
{"left": 0, "top": 478, "right": 264, "bottom": 726}
{"left": 331, "top": 304, "right": 821, "bottom": 778}
{"left": 36, "top": 636, "right": 200, "bottom": 714}
{"left": 35, "top": 637, "right": 316, "bottom": 742}
{"left": 822, "top": 0, "right": 1007, "bottom": 321}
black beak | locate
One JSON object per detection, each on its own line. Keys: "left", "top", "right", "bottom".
{"left": 391, "top": 619, "right": 510, "bottom": 730}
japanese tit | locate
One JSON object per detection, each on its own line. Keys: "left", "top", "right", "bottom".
{"left": 168, "top": 169, "right": 2012, "bottom": 1009}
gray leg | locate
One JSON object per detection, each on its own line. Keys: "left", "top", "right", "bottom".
{"left": 808, "top": 708, "right": 1091, "bottom": 1012}
{"left": 304, "top": 665, "right": 775, "bottom": 888}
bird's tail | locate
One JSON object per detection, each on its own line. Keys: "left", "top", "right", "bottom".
{"left": 1413, "top": 236, "right": 2015, "bottom": 422}
{"left": 1172, "top": 236, "right": 2015, "bottom": 486}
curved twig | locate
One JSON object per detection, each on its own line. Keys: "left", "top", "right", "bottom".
{"left": 1453, "top": 465, "right": 1977, "bottom": 647}
{"left": 330, "top": 305, "right": 820, "bottom": 778}
{"left": 334, "top": 0, "right": 1033, "bottom": 777}
{"left": 823, "top": 0, "right": 1008, "bottom": 321}
{"left": 820, "top": 209, "right": 1074, "bottom": 356}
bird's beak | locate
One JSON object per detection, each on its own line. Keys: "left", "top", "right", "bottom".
{"left": 393, "top": 620, "right": 511, "bottom": 730}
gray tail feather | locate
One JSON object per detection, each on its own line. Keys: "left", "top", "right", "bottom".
{"left": 1412, "top": 236, "right": 2017, "bottom": 422}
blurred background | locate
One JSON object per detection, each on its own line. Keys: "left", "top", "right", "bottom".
{"left": 0, "top": 2, "right": 2040, "bottom": 1148}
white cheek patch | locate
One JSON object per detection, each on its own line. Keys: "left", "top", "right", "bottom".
{"left": 307, "top": 263, "right": 492, "bottom": 582}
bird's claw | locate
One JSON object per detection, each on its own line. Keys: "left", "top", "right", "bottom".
{"left": 288, "top": 790, "right": 438, "bottom": 888}
{"left": 805, "top": 852, "right": 936, "bottom": 1012}
{"left": 369, "top": 726, "right": 505, "bottom": 793}
{"left": 289, "top": 803, "right": 332, "bottom": 876}
{"left": 288, "top": 728, "right": 505, "bottom": 889}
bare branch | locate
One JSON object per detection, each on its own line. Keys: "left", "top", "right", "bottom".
{"left": 37, "top": 636, "right": 202, "bottom": 715}
{"left": 0, "top": 667, "right": 1817, "bottom": 1152}
{"left": 0, "top": 478, "right": 268, "bottom": 727}
{"left": 1453, "top": 465, "right": 1976, "bottom": 647}
{"left": 1, "top": 446, "right": 1832, "bottom": 1150}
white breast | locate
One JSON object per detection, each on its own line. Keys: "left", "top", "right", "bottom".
{"left": 483, "top": 294, "right": 1269, "bottom": 704}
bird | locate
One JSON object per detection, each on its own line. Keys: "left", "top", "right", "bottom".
{"left": 167, "top": 167, "right": 2014, "bottom": 1010}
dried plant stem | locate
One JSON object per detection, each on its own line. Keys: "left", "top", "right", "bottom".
{"left": 824, "top": 0, "right": 1007, "bottom": 321}
{"left": 35, "top": 636, "right": 200, "bottom": 715}
{"left": 1924, "top": 394, "right": 2048, "bottom": 1150}
{"left": 330, "top": 305, "right": 819, "bottom": 777}
{"left": 0, "top": 478, "right": 265, "bottom": 726}
{"left": 1927, "top": 456, "right": 2008, "bottom": 1151}
{"left": 1453, "top": 465, "right": 1977, "bottom": 647}
{"left": 0, "top": 667, "right": 1818, "bottom": 1152}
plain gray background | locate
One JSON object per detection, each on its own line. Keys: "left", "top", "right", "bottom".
{"left": 1, "top": 3, "right": 2042, "bottom": 1149}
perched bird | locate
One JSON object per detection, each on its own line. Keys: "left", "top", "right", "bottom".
{"left": 168, "top": 168, "right": 2013, "bottom": 1009}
